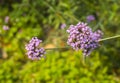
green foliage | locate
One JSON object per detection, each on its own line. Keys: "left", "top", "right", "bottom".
{"left": 0, "top": 0, "right": 120, "bottom": 82}
{"left": 0, "top": 51, "right": 119, "bottom": 82}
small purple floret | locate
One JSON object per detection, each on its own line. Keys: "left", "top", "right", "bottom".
{"left": 25, "top": 37, "right": 46, "bottom": 60}
{"left": 4, "top": 16, "right": 10, "bottom": 23}
{"left": 3, "top": 25, "right": 9, "bottom": 30}
{"left": 67, "top": 22, "right": 103, "bottom": 56}
{"left": 60, "top": 23, "right": 66, "bottom": 29}
{"left": 86, "top": 15, "right": 95, "bottom": 22}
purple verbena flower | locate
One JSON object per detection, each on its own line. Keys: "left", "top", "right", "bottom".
{"left": 86, "top": 15, "right": 95, "bottom": 22}
{"left": 60, "top": 23, "right": 66, "bottom": 29}
{"left": 67, "top": 22, "right": 103, "bottom": 56}
{"left": 4, "top": 16, "right": 10, "bottom": 23}
{"left": 3, "top": 25, "right": 9, "bottom": 30}
{"left": 25, "top": 37, "right": 46, "bottom": 60}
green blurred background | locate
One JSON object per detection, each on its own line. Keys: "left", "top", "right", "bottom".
{"left": 0, "top": 0, "right": 120, "bottom": 83}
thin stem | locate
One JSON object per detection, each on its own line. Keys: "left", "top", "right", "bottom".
{"left": 99, "top": 35, "right": 120, "bottom": 42}
{"left": 82, "top": 55, "right": 86, "bottom": 64}
{"left": 45, "top": 46, "right": 70, "bottom": 50}
{"left": 64, "top": 13, "right": 79, "bottom": 22}
{"left": 44, "top": 1, "right": 79, "bottom": 22}
{"left": 45, "top": 35, "right": 120, "bottom": 50}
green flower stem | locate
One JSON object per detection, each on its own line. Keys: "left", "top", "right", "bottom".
{"left": 45, "top": 35, "right": 120, "bottom": 50}
{"left": 99, "top": 35, "right": 120, "bottom": 42}
{"left": 45, "top": 46, "right": 70, "bottom": 50}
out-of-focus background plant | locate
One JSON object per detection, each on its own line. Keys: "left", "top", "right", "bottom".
{"left": 0, "top": 0, "right": 120, "bottom": 82}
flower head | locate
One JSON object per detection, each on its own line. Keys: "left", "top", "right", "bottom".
{"left": 86, "top": 15, "right": 95, "bottom": 22}
{"left": 3, "top": 25, "right": 9, "bottom": 30}
{"left": 25, "top": 37, "right": 46, "bottom": 60}
{"left": 67, "top": 22, "right": 103, "bottom": 56}
{"left": 4, "top": 16, "right": 10, "bottom": 23}
{"left": 60, "top": 23, "right": 66, "bottom": 29}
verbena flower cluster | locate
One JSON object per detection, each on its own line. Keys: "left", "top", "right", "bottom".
{"left": 3, "top": 25, "right": 9, "bottom": 30}
{"left": 60, "top": 23, "right": 66, "bottom": 29}
{"left": 67, "top": 22, "right": 103, "bottom": 56}
{"left": 25, "top": 22, "right": 103, "bottom": 60}
{"left": 86, "top": 15, "right": 95, "bottom": 22}
{"left": 25, "top": 37, "right": 46, "bottom": 60}
{"left": 5, "top": 16, "right": 10, "bottom": 23}
{"left": 3, "top": 16, "right": 10, "bottom": 31}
